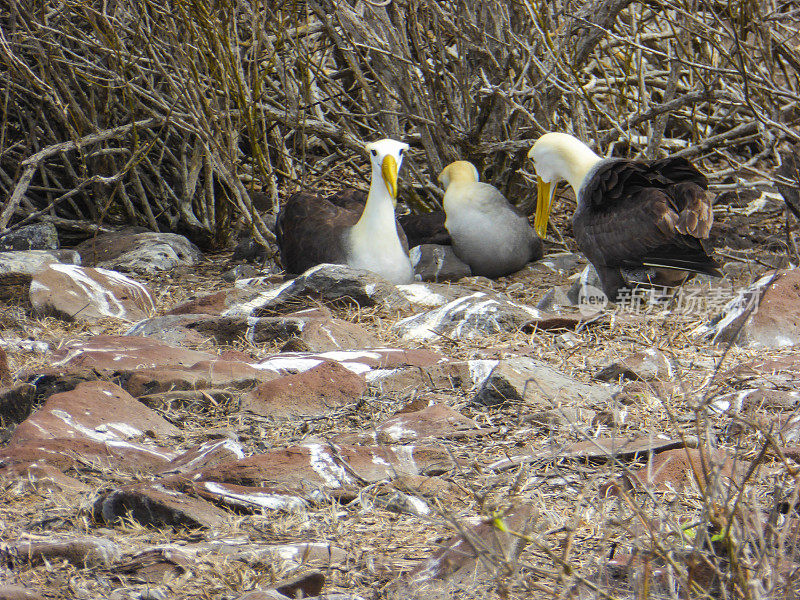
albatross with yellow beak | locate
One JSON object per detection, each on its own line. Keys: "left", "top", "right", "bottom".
{"left": 528, "top": 132, "right": 721, "bottom": 300}
{"left": 276, "top": 139, "right": 414, "bottom": 284}
{"left": 439, "top": 160, "right": 543, "bottom": 278}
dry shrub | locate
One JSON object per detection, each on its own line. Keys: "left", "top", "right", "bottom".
{"left": 0, "top": 0, "right": 797, "bottom": 245}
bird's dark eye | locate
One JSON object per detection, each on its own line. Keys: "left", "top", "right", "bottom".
{"left": 371, "top": 149, "right": 377, "bottom": 157}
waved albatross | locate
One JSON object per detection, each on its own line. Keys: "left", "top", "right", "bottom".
{"left": 438, "top": 161, "right": 543, "bottom": 278}
{"left": 276, "top": 139, "right": 414, "bottom": 284}
{"left": 528, "top": 132, "right": 721, "bottom": 300}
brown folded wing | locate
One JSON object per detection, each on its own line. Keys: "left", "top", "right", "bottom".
{"left": 276, "top": 189, "right": 410, "bottom": 275}
{"left": 275, "top": 191, "right": 358, "bottom": 275}
{"left": 573, "top": 157, "right": 720, "bottom": 277}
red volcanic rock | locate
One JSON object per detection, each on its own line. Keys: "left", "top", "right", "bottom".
{"left": 113, "top": 547, "right": 193, "bottom": 583}
{"left": 189, "top": 443, "right": 455, "bottom": 502}
{"left": 277, "top": 317, "right": 380, "bottom": 352}
{"left": 240, "top": 361, "right": 366, "bottom": 418}
{"left": 49, "top": 335, "right": 216, "bottom": 373}
{"left": 0, "top": 462, "right": 91, "bottom": 495}
{"left": 123, "top": 359, "right": 280, "bottom": 397}
{"left": 11, "top": 536, "right": 121, "bottom": 568}
{"left": 254, "top": 347, "right": 444, "bottom": 376}
{"left": 167, "top": 288, "right": 261, "bottom": 316}
{"left": 704, "top": 269, "right": 800, "bottom": 347}
{"left": 375, "top": 404, "right": 483, "bottom": 443}
{"left": 486, "top": 435, "right": 692, "bottom": 472}
{"left": 737, "top": 270, "right": 800, "bottom": 347}
{"left": 0, "top": 437, "right": 176, "bottom": 474}
{"left": 92, "top": 483, "right": 229, "bottom": 529}
{"left": 624, "top": 448, "right": 741, "bottom": 492}
{"left": 3, "top": 381, "right": 180, "bottom": 474}
{"left": 29, "top": 264, "right": 155, "bottom": 322}
{"left": 406, "top": 504, "right": 536, "bottom": 587}
{"left": 158, "top": 439, "right": 246, "bottom": 475}
{"left": 10, "top": 380, "right": 179, "bottom": 445}
{"left": 191, "top": 480, "right": 309, "bottom": 512}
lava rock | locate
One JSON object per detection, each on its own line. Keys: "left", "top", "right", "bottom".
{"left": 92, "top": 484, "right": 229, "bottom": 529}
{"left": 409, "top": 244, "right": 471, "bottom": 282}
{"left": 473, "top": 357, "right": 616, "bottom": 408}
{"left": 30, "top": 264, "right": 155, "bottom": 322}
{"left": 240, "top": 361, "right": 366, "bottom": 418}
{"left": 698, "top": 269, "right": 800, "bottom": 347}
{"left": 393, "top": 292, "right": 541, "bottom": 341}
{"left": 75, "top": 230, "right": 203, "bottom": 274}
{"left": 223, "top": 264, "right": 410, "bottom": 317}
{"left": 0, "top": 222, "right": 59, "bottom": 251}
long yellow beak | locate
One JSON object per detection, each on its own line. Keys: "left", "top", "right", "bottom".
{"left": 381, "top": 155, "right": 398, "bottom": 202}
{"left": 534, "top": 177, "right": 554, "bottom": 239}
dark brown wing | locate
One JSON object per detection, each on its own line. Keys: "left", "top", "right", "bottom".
{"left": 326, "top": 188, "right": 368, "bottom": 212}
{"left": 276, "top": 189, "right": 411, "bottom": 274}
{"left": 275, "top": 191, "right": 359, "bottom": 275}
{"left": 574, "top": 158, "right": 720, "bottom": 276}
{"left": 398, "top": 211, "right": 451, "bottom": 248}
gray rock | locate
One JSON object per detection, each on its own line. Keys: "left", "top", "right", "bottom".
{"left": 224, "top": 263, "right": 410, "bottom": 316}
{"left": 0, "top": 249, "right": 81, "bottom": 288}
{"left": 538, "top": 252, "right": 586, "bottom": 275}
{"left": 232, "top": 236, "right": 270, "bottom": 263}
{"left": 535, "top": 286, "right": 573, "bottom": 312}
{"left": 396, "top": 282, "right": 477, "bottom": 308}
{"left": 472, "top": 357, "right": 616, "bottom": 407}
{"left": 126, "top": 314, "right": 222, "bottom": 346}
{"left": 535, "top": 265, "right": 609, "bottom": 315}
{"left": 595, "top": 349, "right": 672, "bottom": 382}
{"left": 0, "top": 222, "right": 59, "bottom": 251}
{"left": 75, "top": 230, "right": 203, "bottom": 274}
{"left": 409, "top": 244, "right": 471, "bottom": 282}
{"left": 526, "top": 407, "right": 596, "bottom": 433}
{"left": 222, "top": 264, "right": 262, "bottom": 282}
{"left": 393, "top": 291, "right": 541, "bottom": 341}
{"left": 567, "top": 264, "right": 604, "bottom": 304}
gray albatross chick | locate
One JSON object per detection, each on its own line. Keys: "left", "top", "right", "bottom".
{"left": 438, "top": 161, "right": 543, "bottom": 278}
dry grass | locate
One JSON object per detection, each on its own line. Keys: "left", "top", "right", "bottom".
{"left": 1, "top": 224, "right": 798, "bottom": 598}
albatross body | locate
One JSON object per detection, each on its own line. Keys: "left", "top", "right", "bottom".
{"left": 439, "top": 161, "right": 543, "bottom": 278}
{"left": 276, "top": 139, "right": 414, "bottom": 284}
{"left": 528, "top": 133, "right": 720, "bottom": 300}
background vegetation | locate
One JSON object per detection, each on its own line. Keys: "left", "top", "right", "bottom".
{"left": 0, "top": 0, "right": 797, "bottom": 248}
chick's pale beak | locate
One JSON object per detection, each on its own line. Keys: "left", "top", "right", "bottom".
{"left": 534, "top": 177, "right": 554, "bottom": 239}
{"left": 382, "top": 155, "right": 399, "bottom": 201}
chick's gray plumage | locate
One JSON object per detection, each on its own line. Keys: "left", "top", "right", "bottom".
{"left": 439, "top": 161, "right": 543, "bottom": 278}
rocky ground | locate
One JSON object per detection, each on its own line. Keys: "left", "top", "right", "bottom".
{"left": 2, "top": 189, "right": 800, "bottom": 599}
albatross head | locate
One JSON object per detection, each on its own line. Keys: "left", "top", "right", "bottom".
{"left": 438, "top": 160, "right": 480, "bottom": 189}
{"left": 527, "top": 132, "right": 601, "bottom": 238}
{"left": 365, "top": 138, "right": 409, "bottom": 207}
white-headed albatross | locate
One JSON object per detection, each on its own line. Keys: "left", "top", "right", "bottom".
{"left": 438, "top": 160, "right": 543, "bottom": 278}
{"left": 527, "top": 132, "right": 721, "bottom": 300}
{"left": 276, "top": 139, "right": 414, "bottom": 284}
